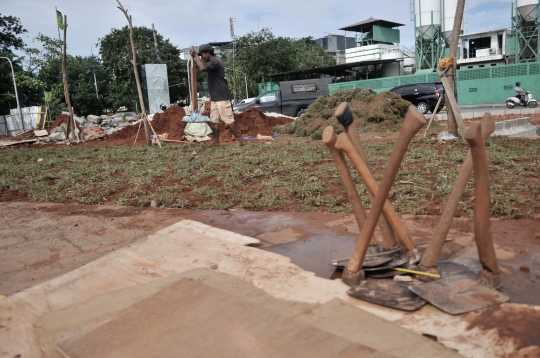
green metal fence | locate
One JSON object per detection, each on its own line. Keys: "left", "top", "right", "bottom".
{"left": 329, "top": 63, "right": 540, "bottom": 105}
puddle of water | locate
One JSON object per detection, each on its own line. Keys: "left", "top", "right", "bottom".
{"left": 261, "top": 234, "right": 356, "bottom": 279}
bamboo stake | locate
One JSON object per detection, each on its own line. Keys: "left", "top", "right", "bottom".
{"left": 116, "top": 0, "right": 151, "bottom": 146}
{"left": 61, "top": 15, "right": 76, "bottom": 141}
{"left": 133, "top": 118, "right": 142, "bottom": 146}
{"left": 423, "top": 94, "right": 443, "bottom": 137}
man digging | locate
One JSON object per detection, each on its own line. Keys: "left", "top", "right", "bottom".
{"left": 190, "top": 44, "right": 243, "bottom": 146}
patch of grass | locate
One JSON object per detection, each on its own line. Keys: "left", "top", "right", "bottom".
{"left": 0, "top": 135, "right": 539, "bottom": 220}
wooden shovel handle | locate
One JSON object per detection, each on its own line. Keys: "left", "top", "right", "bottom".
{"left": 190, "top": 46, "right": 198, "bottom": 112}
{"left": 334, "top": 133, "right": 415, "bottom": 252}
{"left": 322, "top": 127, "right": 378, "bottom": 246}
{"left": 464, "top": 121, "right": 500, "bottom": 275}
{"left": 345, "top": 106, "right": 426, "bottom": 272}
{"left": 421, "top": 114, "right": 495, "bottom": 267}
{"left": 335, "top": 102, "right": 398, "bottom": 248}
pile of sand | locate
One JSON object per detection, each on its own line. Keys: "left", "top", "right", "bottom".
{"left": 279, "top": 88, "right": 411, "bottom": 140}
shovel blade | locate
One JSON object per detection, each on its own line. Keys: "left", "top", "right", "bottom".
{"left": 347, "top": 278, "right": 427, "bottom": 311}
{"left": 408, "top": 275, "right": 509, "bottom": 315}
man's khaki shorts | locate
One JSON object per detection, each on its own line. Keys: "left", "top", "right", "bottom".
{"left": 210, "top": 100, "right": 235, "bottom": 125}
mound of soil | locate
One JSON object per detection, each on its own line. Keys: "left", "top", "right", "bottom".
{"left": 280, "top": 88, "right": 411, "bottom": 139}
{"left": 218, "top": 107, "right": 293, "bottom": 142}
{"left": 107, "top": 106, "right": 188, "bottom": 145}
{"left": 107, "top": 105, "right": 293, "bottom": 145}
{"left": 49, "top": 114, "right": 71, "bottom": 133}
{"left": 33, "top": 105, "right": 293, "bottom": 146}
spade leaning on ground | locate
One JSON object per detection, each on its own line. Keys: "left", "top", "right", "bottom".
{"left": 190, "top": 44, "right": 243, "bottom": 146}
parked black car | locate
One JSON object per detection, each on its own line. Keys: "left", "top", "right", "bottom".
{"left": 389, "top": 82, "right": 445, "bottom": 114}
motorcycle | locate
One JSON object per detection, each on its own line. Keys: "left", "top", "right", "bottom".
{"left": 506, "top": 90, "right": 537, "bottom": 109}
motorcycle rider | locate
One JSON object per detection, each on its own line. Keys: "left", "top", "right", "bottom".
{"left": 515, "top": 82, "right": 525, "bottom": 105}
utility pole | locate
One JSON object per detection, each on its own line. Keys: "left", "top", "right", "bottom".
{"left": 230, "top": 17, "right": 237, "bottom": 102}
{"left": 445, "top": 0, "right": 466, "bottom": 137}
{"left": 152, "top": 23, "right": 162, "bottom": 64}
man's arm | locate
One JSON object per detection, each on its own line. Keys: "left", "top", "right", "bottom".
{"left": 193, "top": 55, "right": 207, "bottom": 71}
{"left": 189, "top": 48, "right": 208, "bottom": 71}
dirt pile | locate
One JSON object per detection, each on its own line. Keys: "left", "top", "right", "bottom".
{"left": 279, "top": 88, "right": 411, "bottom": 140}
{"left": 35, "top": 106, "right": 293, "bottom": 146}
{"left": 49, "top": 114, "right": 71, "bottom": 133}
{"left": 106, "top": 106, "right": 188, "bottom": 145}
{"left": 108, "top": 106, "right": 293, "bottom": 145}
{"left": 217, "top": 107, "right": 293, "bottom": 142}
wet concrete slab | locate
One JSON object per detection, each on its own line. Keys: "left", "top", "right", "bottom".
{"left": 2, "top": 203, "right": 539, "bottom": 306}
{"left": 187, "top": 210, "right": 540, "bottom": 306}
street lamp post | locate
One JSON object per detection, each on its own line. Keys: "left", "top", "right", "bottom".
{"left": 226, "top": 68, "right": 248, "bottom": 99}
{"left": 0, "top": 57, "right": 25, "bottom": 132}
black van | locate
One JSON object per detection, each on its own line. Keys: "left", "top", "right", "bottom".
{"left": 389, "top": 82, "right": 445, "bottom": 114}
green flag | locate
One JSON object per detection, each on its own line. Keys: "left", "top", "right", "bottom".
{"left": 56, "top": 10, "right": 64, "bottom": 30}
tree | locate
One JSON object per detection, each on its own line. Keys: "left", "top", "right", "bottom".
{"left": 23, "top": 34, "right": 109, "bottom": 117}
{"left": 0, "top": 14, "right": 27, "bottom": 53}
{"left": 98, "top": 26, "right": 188, "bottom": 112}
{"left": 0, "top": 54, "right": 23, "bottom": 114}
{"left": 0, "top": 14, "right": 28, "bottom": 114}
{"left": 221, "top": 28, "right": 336, "bottom": 99}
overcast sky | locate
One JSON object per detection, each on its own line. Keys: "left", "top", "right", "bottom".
{"left": 4, "top": 0, "right": 512, "bottom": 57}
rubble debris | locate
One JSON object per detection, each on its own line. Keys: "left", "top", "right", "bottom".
{"left": 48, "top": 124, "right": 68, "bottom": 142}
{"left": 83, "top": 127, "right": 107, "bottom": 141}
{"left": 243, "top": 133, "right": 277, "bottom": 141}
{"left": 86, "top": 115, "right": 103, "bottom": 125}
{"left": 279, "top": 88, "right": 410, "bottom": 139}
{"left": 151, "top": 133, "right": 169, "bottom": 145}
{"left": 33, "top": 130, "right": 48, "bottom": 137}
{"left": 4, "top": 105, "right": 293, "bottom": 148}
{"left": 393, "top": 275, "right": 413, "bottom": 282}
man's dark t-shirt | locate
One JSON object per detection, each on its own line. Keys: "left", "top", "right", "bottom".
{"left": 204, "top": 57, "right": 231, "bottom": 102}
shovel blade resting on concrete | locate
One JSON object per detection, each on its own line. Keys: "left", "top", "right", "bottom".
{"left": 408, "top": 275, "right": 509, "bottom": 315}
{"left": 347, "top": 278, "right": 427, "bottom": 312}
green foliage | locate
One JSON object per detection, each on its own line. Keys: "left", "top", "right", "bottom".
{"left": 221, "top": 28, "right": 336, "bottom": 99}
{"left": 0, "top": 14, "right": 28, "bottom": 114}
{"left": 21, "top": 34, "right": 109, "bottom": 117}
{"left": 98, "top": 26, "right": 188, "bottom": 111}
{"left": 0, "top": 14, "right": 27, "bottom": 53}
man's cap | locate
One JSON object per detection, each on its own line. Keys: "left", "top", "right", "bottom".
{"left": 198, "top": 44, "right": 213, "bottom": 56}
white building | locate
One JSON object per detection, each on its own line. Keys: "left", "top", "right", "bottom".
{"left": 458, "top": 28, "right": 511, "bottom": 69}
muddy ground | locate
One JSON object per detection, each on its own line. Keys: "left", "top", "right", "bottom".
{"left": 1, "top": 202, "right": 538, "bottom": 309}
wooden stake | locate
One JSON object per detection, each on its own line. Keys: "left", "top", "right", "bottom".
{"left": 445, "top": 0, "right": 466, "bottom": 138}
{"left": 423, "top": 94, "right": 443, "bottom": 137}
{"left": 116, "top": 0, "right": 151, "bottom": 146}
{"left": 61, "top": 15, "right": 76, "bottom": 141}
{"left": 438, "top": 71, "right": 467, "bottom": 142}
